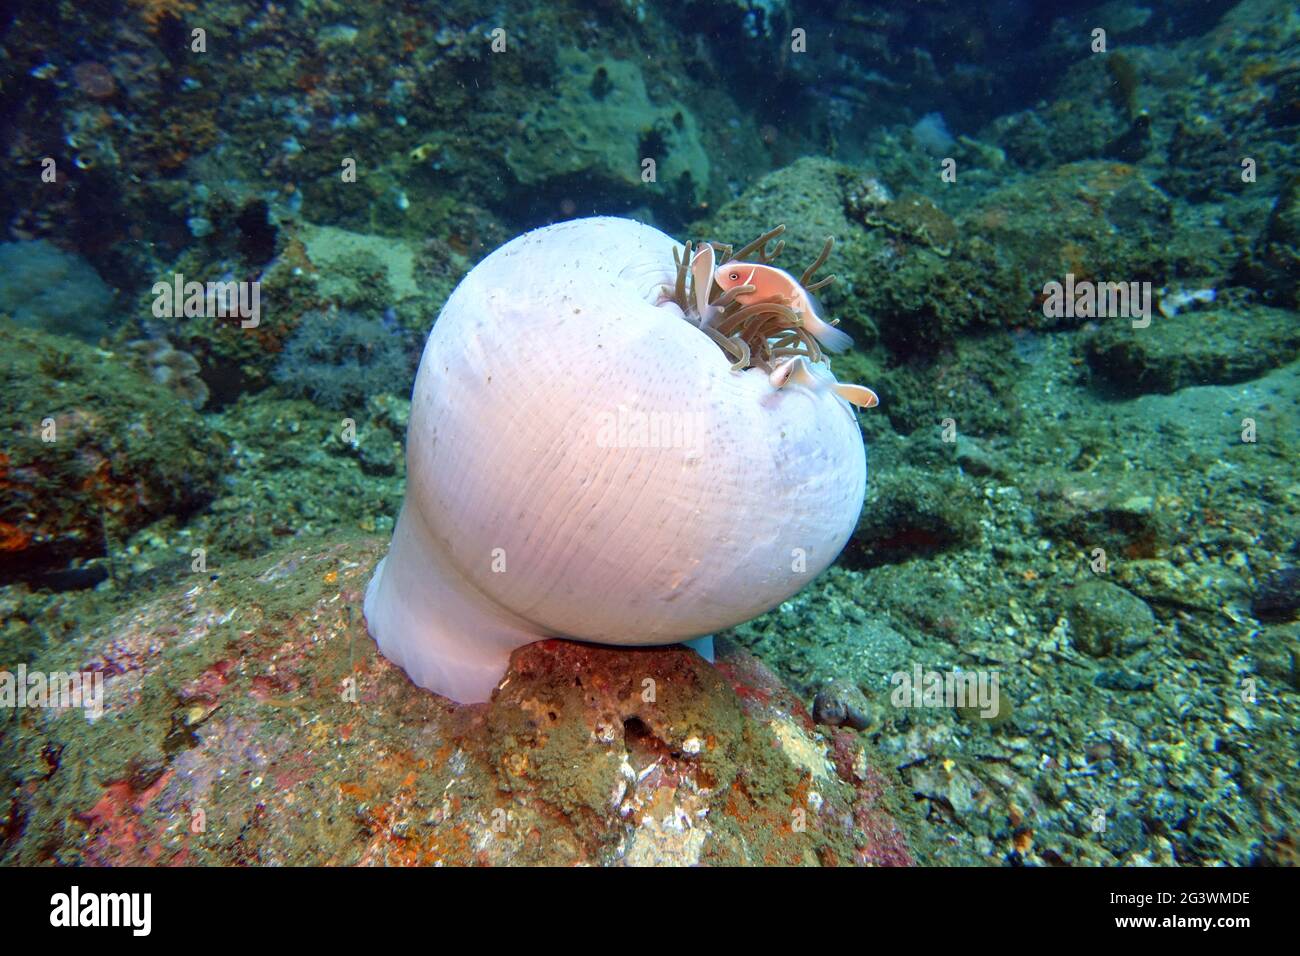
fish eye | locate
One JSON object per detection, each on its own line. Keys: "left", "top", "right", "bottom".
{"left": 728, "top": 272, "right": 739, "bottom": 281}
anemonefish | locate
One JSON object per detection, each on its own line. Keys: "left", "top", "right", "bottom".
{"left": 769, "top": 355, "right": 879, "bottom": 409}
{"left": 714, "top": 262, "right": 854, "bottom": 354}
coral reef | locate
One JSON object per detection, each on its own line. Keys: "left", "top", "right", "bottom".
{"left": 0, "top": 0, "right": 1296, "bottom": 870}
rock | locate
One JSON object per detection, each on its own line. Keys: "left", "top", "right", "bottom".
{"left": 1242, "top": 175, "right": 1300, "bottom": 308}
{"left": 1253, "top": 568, "right": 1300, "bottom": 622}
{"left": 982, "top": 56, "right": 1130, "bottom": 170}
{"left": 846, "top": 463, "right": 982, "bottom": 568}
{"left": 0, "top": 240, "right": 116, "bottom": 341}
{"left": 692, "top": 158, "right": 1029, "bottom": 360}
{"left": 0, "top": 323, "right": 227, "bottom": 584}
{"left": 504, "top": 48, "right": 710, "bottom": 217}
{"left": 1093, "top": 667, "right": 1156, "bottom": 692}
{"left": 872, "top": 334, "right": 1026, "bottom": 437}
{"left": 1111, "top": 559, "right": 1209, "bottom": 610}
{"left": 693, "top": 157, "right": 857, "bottom": 274}
{"left": 960, "top": 162, "right": 1176, "bottom": 331}
{"left": 1063, "top": 579, "right": 1156, "bottom": 658}
{"left": 954, "top": 435, "right": 1002, "bottom": 478}
{"left": 852, "top": 205, "right": 1021, "bottom": 357}
{"left": 0, "top": 538, "right": 918, "bottom": 866}
{"left": 955, "top": 685, "right": 1015, "bottom": 727}
{"left": 1161, "top": 117, "right": 1252, "bottom": 201}
{"left": 909, "top": 761, "right": 985, "bottom": 819}
{"left": 1031, "top": 473, "right": 1168, "bottom": 560}
{"left": 1255, "top": 628, "right": 1299, "bottom": 692}
{"left": 296, "top": 222, "right": 427, "bottom": 307}
{"left": 1084, "top": 305, "right": 1300, "bottom": 395}
{"left": 813, "top": 677, "right": 875, "bottom": 731}
{"left": 173, "top": 220, "right": 452, "bottom": 405}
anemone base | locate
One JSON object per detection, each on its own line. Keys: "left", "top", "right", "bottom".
{"left": 364, "top": 506, "right": 717, "bottom": 704}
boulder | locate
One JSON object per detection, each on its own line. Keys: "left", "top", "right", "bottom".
{"left": 1084, "top": 305, "right": 1300, "bottom": 394}
{"left": 0, "top": 323, "right": 226, "bottom": 583}
{"left": 0, "top": 538, "right": 917, "bottom": 867}
{"left": 1062, "top": 579, "right": 1157, "bottom": 658}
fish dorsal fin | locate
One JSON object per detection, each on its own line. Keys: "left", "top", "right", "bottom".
{"left": 768, "top": 357, "right": 797, "bottom": 389}
{"left": 689, "top": 243, "right": 715, "bottom": 318}
{"left": 768, "top": 356, "right": 816, "bottom": 390}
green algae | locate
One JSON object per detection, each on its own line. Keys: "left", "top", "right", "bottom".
{"left": 0, "top": 322, "right": 226, "bottom": 582}
{"left": 505, "top": 48, "right": 711, "bottom": 212}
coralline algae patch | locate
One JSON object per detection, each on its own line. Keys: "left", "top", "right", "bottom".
{"left": 0, "top": 538, "right": 918, "bottom": 866}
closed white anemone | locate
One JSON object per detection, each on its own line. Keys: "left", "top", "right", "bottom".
{"left": 364, "top": 216, "right": 874, "bottom": 703}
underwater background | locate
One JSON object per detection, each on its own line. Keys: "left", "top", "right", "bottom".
{"left": 0, "top": 0, "right": 1297, "bottom": 866}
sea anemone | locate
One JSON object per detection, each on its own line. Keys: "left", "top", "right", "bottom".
{"left": 364, "top": 217, "right": 874, "bottom": 703}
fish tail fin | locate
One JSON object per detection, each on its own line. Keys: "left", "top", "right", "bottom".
{"left": 805, "top": 314, "right": 854, "bottom": 353}
{"left": 834, "top": 383, "right": 879, "bottom": 408}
